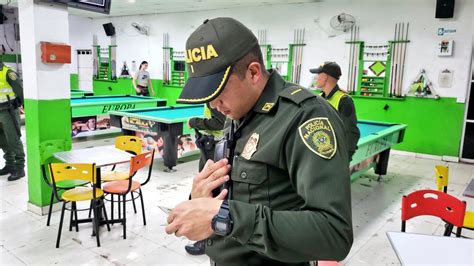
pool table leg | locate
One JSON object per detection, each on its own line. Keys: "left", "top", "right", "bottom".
{"left": 162, "top": 134, "right": 177, "bottom": 172}
{"left": 375, "top": 148, "right": 391, "bottom": 180}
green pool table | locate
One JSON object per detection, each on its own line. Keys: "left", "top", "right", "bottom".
{"left": 350, "top": 120, "right": 407, "bottom": 181}
{"left": 70, "top": 89, "right": 94, "bottom": 97}
{"left": 109, "top": 105, "right": 204, "bottom": 171}
{"left": 71, "top": 95, "right": 167, "bottom": 138}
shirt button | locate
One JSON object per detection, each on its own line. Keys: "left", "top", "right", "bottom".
{"left": 240, "top": 171, "right": 247, "bottom": 179}
{"left": 207, "top": 239, "right": 213, "bottom": 246}
{"left": 235, "top": 132, "right": 241, "bottom": 138}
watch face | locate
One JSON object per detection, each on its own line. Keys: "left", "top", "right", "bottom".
{"left": 215, "top": 220, "right": 227, "bottom": 232}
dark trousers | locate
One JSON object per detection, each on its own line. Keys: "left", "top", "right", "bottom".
{"left": 0, "top": 107, "right": 25, "bottom": 170}
{"left": 196, "top": 133, "right": 217, "bottom": 171}
{"left": 137, "top": 85, "right": 149, "bottom": 96}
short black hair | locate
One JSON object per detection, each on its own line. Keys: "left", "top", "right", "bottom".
{"left": 232, "top": 44, "right": 269, "bottom": 80}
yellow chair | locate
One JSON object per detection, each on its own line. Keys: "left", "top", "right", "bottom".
{"left": 39, "top": 140, "right": 88, "bottom": 227}
{"left": 101, "top": 136, "right": 142, "bottom": 182}
{"left": 434, "top": 165, "right": 474, "bottom": 233}
{"left": 49, "top": 163, "right": 109, "bottom": 248}
{"left": 435, "top": 165, "right": 449, "bottom": 193}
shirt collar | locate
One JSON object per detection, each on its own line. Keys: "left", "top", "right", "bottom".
{"left": 321, "top": 84, "right": 340, "bottom": 99}
{"left": 252, "top": 70, "right": 286, "bottom": 114}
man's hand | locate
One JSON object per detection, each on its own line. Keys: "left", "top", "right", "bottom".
{"left": 187, "top": 119, "right": 191, "bottom": 129}
{"left": 191, "top": 159, "right": 231, "bottom": 199}
{"left": 165, "top": 197, "right": 224, "bottom": 241}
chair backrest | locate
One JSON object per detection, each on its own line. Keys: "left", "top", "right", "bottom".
{"left": 434, "top": 165, "right": 449, "bottom": 193}
{"left": 39, "top": 140, "right": 70, "bottom": 185}
{"left": 401, "top": 189, "right": 466, "bottom": 229}
{"left": 39, "top": 139, "right": 69, "bottom": 164}
{"left": 115, "top": 136, "right": 142, "bottom": 155}
{"left": 49, "top": 163, "right": 96, "bottom": 184}
{"left": 129, "top": 150, "right": 155, "bottom": 185}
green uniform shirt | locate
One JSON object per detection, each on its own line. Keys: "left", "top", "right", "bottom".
{"left": 206, "top": 71, "right": 353, "bottom": 265}
{"left": 188, "top": 103, "right": 226, "bottom": 137}
{"left": 321, "top": 85, "right": 360, "bottom": 159}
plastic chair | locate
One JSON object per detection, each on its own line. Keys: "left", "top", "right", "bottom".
{"left": 102, "top": 150, "right": 154, "bottom": 239}
{"left": 49, "top": 163, "right": 110, "bottom": 248}
{"left": 101, "top": 136, "right": 142, "bottom": 182}
{"left": 100, "top": 136, "right": 143, "bottom": 220}
{"left": 39, "top": 140, "right": 88, "bottom": 227}
{"left": 401, "top": 189, "right": 466, "bottom": 237}
{"left": 434, "top": 165, "right": 474, "bottom": 234}
{"left": 435, "top": 165, "right": 449, "bottom": 193}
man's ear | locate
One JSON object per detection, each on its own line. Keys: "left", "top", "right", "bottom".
{"left": 247, "top": 62, "right": 262, "bottom": 84}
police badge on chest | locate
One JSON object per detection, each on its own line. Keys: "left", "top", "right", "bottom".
{"left": 241, "top": 132, "right": 259, "bottom": 160}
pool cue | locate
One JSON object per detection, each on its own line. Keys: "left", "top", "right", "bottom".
{"left": 347, "top": 25, "right": 354, "bottom": 93}
{"left": 399, "top": 23, "right": 409, "bottom": 97}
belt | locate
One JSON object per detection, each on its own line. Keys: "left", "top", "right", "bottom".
{"left": 0, "top": 96, "right": 15, "bottom": 104}
{"left": 0, "top": 88, "right": 13, "bottom": 92}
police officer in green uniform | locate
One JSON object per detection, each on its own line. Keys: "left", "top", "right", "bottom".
{"left": 165, "top": 18, "right": 353, "bottom": 265}
{"left": 310, "top": 62, "right": 360, "bottom": 160}
{"left": 185, "top": 103, "right": 225, "bottom": 255}
{"left": 0, "top": 61, "right": 25, "bottom": 181}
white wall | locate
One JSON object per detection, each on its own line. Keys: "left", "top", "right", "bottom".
{"left": 68, "top": 0, "right": 474, "bottom": 99}
{"left": 68, "top": 16, "right": 94, "bottom": 74}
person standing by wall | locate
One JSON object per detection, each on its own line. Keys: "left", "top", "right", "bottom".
{"left": 310, "top": 62, "right": 360, "bottom": 160}
{"left": 132, "top": 61, "right": 155, "bottom": 96}
{"left": 0, "top": 60, "right": 25, "bottom": 181}
{"left": 184, "top": 103, "right": 226, "bottom": 255}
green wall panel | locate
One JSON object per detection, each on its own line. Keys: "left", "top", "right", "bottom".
{"left": 24, "top": 98, "right": 72, "bottom": 207}
{"left": 70, "top": 73, "right": 78, "bottom": 90}
{"left": 156, "top": 85, "right": 183, "bottom": 106}
{"left": 0, "top": 54, "right": 21, "bottom": 63}
{"left": 352, "top": 96, "right": 464, "bottom": 156}
{"left": 93, "top": 78, "right": 135, "bottom": 95}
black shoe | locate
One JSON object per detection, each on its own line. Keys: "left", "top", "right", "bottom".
{"left": 0, "top": 166, "right": 12, "bottom": 176}
{"left": 7, "top": 169, "right": 25, "bottom": 181}
{"left": 185, "top": 240, "right": 206, "bottom": 255}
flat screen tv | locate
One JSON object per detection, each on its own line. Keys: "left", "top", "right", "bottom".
{"left": 39, "top": 0, "right": 111, "bottom": 14}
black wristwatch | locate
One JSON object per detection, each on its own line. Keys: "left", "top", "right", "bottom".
{"left": 211, "top": 200, "right": 233, "bottom": 236}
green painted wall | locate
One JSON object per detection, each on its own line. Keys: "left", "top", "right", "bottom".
{"left": 0, "top": 54, "right": 21, "bottom": 63}
{"left": 93, "top": 78, "right": 135, "bottom": 95}
{"left": 25, "top": 98, "right": 72, "bottom": 207}
{"left": 70, "top": 73, "right": 78, "bottom": 90}
{"left": 70, "top": 74, "right": 184, "bottom": 106}
{"left": 157, "top": 85, "right": 183, "bottom": 106}
{"left": 352, "top": 96, "right": 465, "bottom": 156}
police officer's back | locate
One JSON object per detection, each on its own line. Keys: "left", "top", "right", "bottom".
{"left": 0, "top": 60, "right": 25, "bottom": 181}
{"left": 310, "top": 62, "right": 361, "bottom": 160}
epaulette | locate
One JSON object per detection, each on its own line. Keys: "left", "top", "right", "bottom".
{"left": 279, "top": 86, "right": 316, "bottom": 105}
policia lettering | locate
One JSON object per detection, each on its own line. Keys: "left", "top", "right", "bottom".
{"left": 185, "top": 44, "right": 219, "bottom": 64}
{"left": 0, "top": 62, "right": 26, "bottom": 181}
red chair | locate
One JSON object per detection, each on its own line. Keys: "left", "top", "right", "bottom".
{"left": 401, "top": 189, "right": 466, "bottom": 237}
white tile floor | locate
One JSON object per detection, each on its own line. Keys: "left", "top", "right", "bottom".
{"left": 1, "top": 132, "right": 473, "bottom": 265}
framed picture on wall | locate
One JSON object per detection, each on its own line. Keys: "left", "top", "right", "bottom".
{"left": 438, "top": 39, "right": 453, "bottom": 57}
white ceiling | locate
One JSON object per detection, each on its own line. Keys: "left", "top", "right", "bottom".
{"left": 2, "top": 0, "right": 323, "bottom": 18}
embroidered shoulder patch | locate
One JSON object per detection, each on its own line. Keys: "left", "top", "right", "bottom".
{"left": 8, "top": 72, "right": 17, "bottom": 81}
{"left": 298, "top": 117, "right": 337, "bottom": 159}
